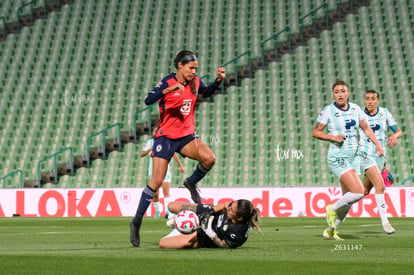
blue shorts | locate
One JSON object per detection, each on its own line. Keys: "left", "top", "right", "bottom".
{"left": 151, "top": 133, "right": 197, "bottom": 161}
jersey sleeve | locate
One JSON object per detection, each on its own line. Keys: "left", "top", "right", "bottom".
{"left": 223, "top": 224, "right": 249, "bottom": 249}
{"left": 385, "top": 108, "right": 398, "bottom": 130}
{"left": 316, "top": 106, "right": 329, "bottom": 125}
{"left": 355, "top": 104, "right": 365, "bottom": 121}
{"left": 199, "top": 77, "right": 221, "bottom": 98}
{"left": 144, "top": 78, "right": 170, "bottom": 105}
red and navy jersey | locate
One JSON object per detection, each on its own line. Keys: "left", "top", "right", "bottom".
{"left": 145, "top": 73, "right": 220, "bottom": 139}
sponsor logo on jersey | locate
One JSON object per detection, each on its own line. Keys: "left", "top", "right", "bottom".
{"left": 345, "top": 119, "right": 356, "bottom": 129}
{"left": 370, "top": 124, "right": 380, "bottom": 133}
{"left": 180, "top": 99, "right": 192, "bottom": 115}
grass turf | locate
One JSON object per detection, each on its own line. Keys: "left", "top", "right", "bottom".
{"left": 0, "top": 217, "right": 413, "bottom": 274}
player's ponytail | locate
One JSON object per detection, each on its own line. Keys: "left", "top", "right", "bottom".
{"left": 236, "top": 199, "right": 262, "bottom": 233}
{"left": 190, "top": 78, "right": 196, "bottom": 94}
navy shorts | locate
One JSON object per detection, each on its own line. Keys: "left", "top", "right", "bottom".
{"left": 151, "top": 133, "right": 198, "bottom": 161}
{"left": 196, "top": 228, "right": 217, "bottom": 248}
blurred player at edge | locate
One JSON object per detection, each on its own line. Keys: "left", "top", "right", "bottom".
{"left": 141, "top": 126, "right": 185, "bottom": 218}
{"left": 355, "top": 89, "right": 402, "bottom": 234}
{"left": 312, "top": 80, "right": 384, "bottom": 240}
{"left": 130, "top": 50, "right": 226, "bottom": 247}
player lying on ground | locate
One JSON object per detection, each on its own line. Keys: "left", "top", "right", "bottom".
{"left": 159, "top": 200, "right": 261, "bottom": 249}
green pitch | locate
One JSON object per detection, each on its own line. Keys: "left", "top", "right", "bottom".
{"left": 0, "top": 217, "right": 413, "bottom": 274}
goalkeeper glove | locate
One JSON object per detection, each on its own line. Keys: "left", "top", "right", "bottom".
{"left": 202, "top": 216, "right": 216, "bottom": 240}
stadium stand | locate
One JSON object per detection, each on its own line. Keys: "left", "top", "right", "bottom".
{"left": 0, "top": 0, "right": 413, "bottom": 188}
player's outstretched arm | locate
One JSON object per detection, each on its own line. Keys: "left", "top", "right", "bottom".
{"left": 167, "top": 201, "right": 197, "bottom": 214}
{"left": 387, "top": 128, "right": 402, "bottom": 148}
{"left": 140, "top": 148, "right": 152, "bottom": 157}
{"left": 199, "top": 67, "right": 226, "bottom": 98}
{"left": 203, "top": 216, "right": 230, "bottom": 249}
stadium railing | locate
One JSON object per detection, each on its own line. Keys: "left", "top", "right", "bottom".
{"left": 299, "top": 3, "right": 329, "bottom": 45}
{"left": 37, "top": 147, "right": 74, "bottom": 187}
{"left": 1, "top": 169, "right": 24, "bottom": 188}
{"left": 0, "top": 16, "right": 6, "bottom": 39}
{"left": 260, "top": 26, "right": 291, "bottom": 69}
{"left": 17, "top": 0, "right": 37, "bottom": 30}
{"left": 86, "top": 123, "right": 122, "bottom": 168}
{"left": 220, "top": 50, "right": 252, "bottom": 91}
{"left": 133, "top": 105, "right": 153, "bottom": 143}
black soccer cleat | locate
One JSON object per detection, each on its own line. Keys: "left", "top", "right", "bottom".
{"left": 183, "top": 178, "right": 202, "bottom": 204}
{"left": 129, "top": 219, "right": 141, "bottom": 247}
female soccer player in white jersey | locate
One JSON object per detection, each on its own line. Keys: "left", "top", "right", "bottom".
{"left": 312, "top": 80, "right": 384, "bottom": 240}
{"left": 355, "top": 90, "right": 402, "bottom": 234}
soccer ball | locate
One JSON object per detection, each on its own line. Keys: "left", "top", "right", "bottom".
{"left": 174, "top": 210, "right": 200, "bottom": 234}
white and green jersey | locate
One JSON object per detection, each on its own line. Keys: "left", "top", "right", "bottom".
{"left": 358, "top": 107, "right": 397, "bottom": 158}
{"left": 317, "top": 102, "right": 364, "bottom": 151}
{"left": 143, "top": 139, "right": 172, "bottom": 178}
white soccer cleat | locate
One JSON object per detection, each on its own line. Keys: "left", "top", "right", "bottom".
{"left": 166, "top": 218, "right": 175, "bottom": 229}
{"left": 382, "top": 223, "right": 395, "bottom": 234}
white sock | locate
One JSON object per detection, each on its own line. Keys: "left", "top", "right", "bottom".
{"left": 153, "top": 201, "right": 160, "bottom": 213}
{"left": 331, "top": 192, "right": 364, "bottom": 212}
{"left": 334, "top": 204, "right": 352, "bottom": 227}
{"left": 375, "top": 194, "right": 389, "bottom": 225}
{"left": 164, "top": 197, "right": 171, "bottom": 214}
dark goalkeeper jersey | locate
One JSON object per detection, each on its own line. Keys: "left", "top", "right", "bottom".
{"left": 213, "top": 210, "right": 250, "bottom": 249}
{"left": 145, "top": 73, "right": 221, "bottom": 139}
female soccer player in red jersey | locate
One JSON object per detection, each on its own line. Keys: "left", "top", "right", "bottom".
{"left": 130, "top": 50, "right": 225, "bottom": 247}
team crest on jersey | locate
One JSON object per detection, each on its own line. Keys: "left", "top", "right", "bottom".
{"left": 156, "top": 144, "right": 162, "bottom": 152}
{"left": 180, "top": 99, "right": 192, "bottom": 115}
{"left": 223, "top": 224, "right": 228, "bottom": 232}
